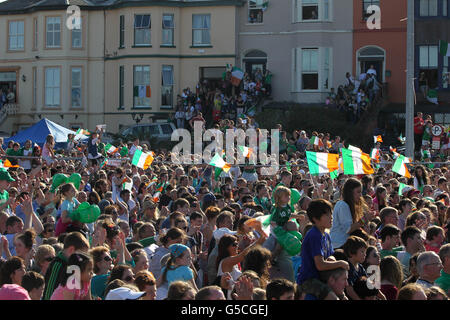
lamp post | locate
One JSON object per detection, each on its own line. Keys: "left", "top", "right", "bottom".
{"left": 405, "top": 0, "right": 415, "bottom": 159}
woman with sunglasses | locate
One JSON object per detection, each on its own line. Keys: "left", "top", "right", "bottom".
{"left": 215, "top": 233, "right": 266, "bottom": 299}
{"left": 90, "top": 246, "right": 114, "bottom": 300}
{"left": 32, "top": 244, "right": 55, "bottom": 277}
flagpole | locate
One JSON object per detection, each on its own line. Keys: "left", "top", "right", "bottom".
{"left": 405, "top": 0, "right": 415, "bottom": 159}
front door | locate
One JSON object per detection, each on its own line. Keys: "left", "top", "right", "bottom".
{"left": 360, "top": 60, "right": 383, "bottom": 82}
{"left": 244, "top": 61, "right": 266, "bottom": 80}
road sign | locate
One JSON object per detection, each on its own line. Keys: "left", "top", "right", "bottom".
{"left": 432, "top": 125, "right": 443, "bottom": 137}
{"left": 432, "top": 136, "right": 441, "bottom": 150}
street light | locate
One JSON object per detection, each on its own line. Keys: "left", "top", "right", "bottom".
{"left": 405, "top": 0, "right": 415, "bottom": 159}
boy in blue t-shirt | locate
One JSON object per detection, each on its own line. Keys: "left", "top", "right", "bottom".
{"left": 297, "top": 199, "right": 349, "bottom": 300}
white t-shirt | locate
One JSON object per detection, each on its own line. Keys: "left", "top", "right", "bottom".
{"left": 19, "top": 148, "right": 32, "bottom": 170}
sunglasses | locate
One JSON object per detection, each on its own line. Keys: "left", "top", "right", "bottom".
{"left": 231, "top": 242, "right": 238, "bottom": 247}
{"left": 44, "top": 256, "right": 54, "bottom": 262}
{"left": 123, "top": 275, "right": 134, "bottom": 282}
{"left": 103, "top": 255, "right": 112, "bottom": 262}
{"left": 46, "top": 229, "right": 54, "bottom": 233}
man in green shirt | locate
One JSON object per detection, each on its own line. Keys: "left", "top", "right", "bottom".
{"left": 6, "top": 142, "right": 23, "bottom": 166}
{"left": 254, "top": 183, "right": 271, "bottom": 213}
{"left": 379, "top": 224, "right": 403, "bottom": 259}
{"left": 435, "top": 244, "right": 450, "bottom": 295}
{"left": 0, "top": 168, "right": 15, "bottom": 213}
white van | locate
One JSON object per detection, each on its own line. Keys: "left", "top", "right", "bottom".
{"left": 121, "top": 122, "right": 176, "bottom": 141}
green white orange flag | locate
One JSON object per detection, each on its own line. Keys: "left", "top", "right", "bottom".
{"left": 238, "top": 146, "right": 253, "bottom": 159}
{"left": 342, "top": 148, "right": 374, "bottom": 175}
{"left": 100, "top": 158, "right": 108, "bottom": 169}
{"left": 370, "top": 148, "right": 380, "bottom": 163}
{"left": 306, "top": 151, "right": 339, "bottom": 175}
{"left": 244, "top": 214, "right": 272, "bottom": 238}
{"left": 209, "top": 153, "right": 231, "bottom": 173}
{"left": 440, "top": 40, "right": 450, "bottom": 56}
{"left": 105, "top": 144, "right": 119, "bottom": 154}
{"left": 392, "top": 155, "right": 411, "bottom": 178}
{"left": 76, "top": 128, "right": 90, "bottom": 135}
{"left": 1, "top": 159, "right": 19, "bottom": 168}
{"left": 231, "top": 67, "right": 244, "bottom": 86}
{"left": 131, "top": 149, "right": 154, "bottom": 170}
{"left": 348, "top": 145, "right": 363, "bottom": 153}
{"left": 398, "top": 183, "right": 408, "bottom": 195}
{"left": 309, "top": 136, "right": 323, "bottom": 148}
{"left": 374, "top": 135, "right": 383, "bottom": 144}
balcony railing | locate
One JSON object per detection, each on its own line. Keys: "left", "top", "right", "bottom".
{"left": 0, "top": 103, "right": 19, "bottom": 125}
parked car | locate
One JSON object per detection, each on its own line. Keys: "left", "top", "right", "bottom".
{"left": 121, "top": 122, "right": 177, "bottom": 142}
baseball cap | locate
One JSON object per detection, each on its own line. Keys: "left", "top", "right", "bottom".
{"left": 105, "top": 287, "right": 146, "bottom": 300}
{"left": 169, "top": 244, "right": 189, "bottom": 258}
{"left": 213, "top": 227, "right": 236, "bottom": 241}
{"left": 98, "top": 199, "right": 111, "bottom": 213}
{"left": 0, "top": 168, "right": 15, "bottom": 182}
{"left": 0, "top": 284, "right": 31, "bottom": 300}
{"left": 407, "top": 189, "right": 421, "bottom": 198}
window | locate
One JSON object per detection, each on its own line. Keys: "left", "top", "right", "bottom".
{"left": 248, "top": 0, "right": 265, "bottom": 23}
{"left": 119, "top": 15, "right": 125, "bottom": 48}
{"left": 45, "top": 67, "right": 60, "bottom": 106}
{"left": 8, "top": 21, "right": 24, "bottom": 50}
{"left": 419, "top": 45, "right": 439, "bottom": 88}
{"left": 71, "top": 68, "right": 82, "bottom": 108}
{"left": 133, "top": 66, "right": 150, "bottom": 108}
{"left": 33, "top": 18, "right": 38, "bottom": 50}
{"left": 119, "top": 66, "right": 125, "bottom": 109}
{"left": 444, "top": 0, "right": 448, "bottom": 16}
{"left": 294, "top": 0, "right": 331, "bottom": 22}
{"left": 362, "top": 0, "right": 380, "bottom": 19}
{"left": 134, "top": 14, "right": 151, "bottom": 46}
{"left": 162, "top": 14, "right": 174, "bottom": 46}
{"left": 420, "top": 0, "right": 438, "bottom": 16}
{"left": 161, "top": 124, "right": 173, "bottom": 135}
{"left": 302, "top": 49, "right": 319, "bottom": 90}
{"left": 32, "top": 67, "right": 37, "bottom": 108}
{"left": 322, "top": 47, "right": 330, "bottom": 90}
{"left": 192, "top": 14, "right": 211, "bottom": 46}
{"left": 71, "top": 17, "right": 82, "bottom": 48}
{"left": 161, "top": 65, "right": 174, "bottom": 107}
{"left": 46, "top": 17, "right": 61, "bottom": 48}
{"left": 302, "top": 0, "right": 319, "bottom": 20}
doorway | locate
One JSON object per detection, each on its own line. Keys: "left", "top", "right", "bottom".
{"left": 357, "top": 46, "right": 385, "bottom": 82}
{"left": 243, "top": 50, "right": 267, "bottom": 80}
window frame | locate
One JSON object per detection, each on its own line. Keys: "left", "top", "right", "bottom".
{"left": 43, "top": 66, "right": 61, "bottom": 108}
{"left": 362, "top": 0, "right": 380, "bottom": 20}
{"left": 71, "top": 16, "right": 83, "bottom": 49}
{"left": 294, "top": 0, "right": 333, "bottom": 22}
{"left": 119, "top": 65, "right": 125, "bottom": 109}
{"left": 119, "top": 15, "right": 125, "bottom": 48}
{"left": 45, "top": 16, "right": 62, "bottom": 49}
{"left": 192, "top": 14, "right": 211, "bottom": 47}
{"left": 33, "top": 18, "right": 38, "bottom": 51}
{"left": 248, "top": 0, "right": 265, "bottom": 24}
{"left": 301, "top": 48, "right": 320, "bottom": 91}
{"left": 70, "top": 67, "right": 83, "bottom": 109}
{"left": 419, "top": 0, "right": 439, "bottom": 17}
{"left": 162, "top": 14, "right": 175, "bottom": 46}
{"left": 133, "top": 65, "right": 151, "bottom": 109}
{"left": 32, "top": 67, "right": 37, "bottom": 109}
{"left": 161, "top": 65, "right": 174, "bottom": 109}
{"left": 8, "top": 20, "right": 25, "bottom": 52}
{"left": 134, "top": 14, "right": 151, "bottom": 47}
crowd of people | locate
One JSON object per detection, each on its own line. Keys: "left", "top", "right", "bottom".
{"left": 174, "top": 68, "right": 272, "bottom": 130}
{"left": 0, "top": 118, "right": 449, "bottom": 301}
{"left": 326, "top": 67, "right": 383, "bottom": 124}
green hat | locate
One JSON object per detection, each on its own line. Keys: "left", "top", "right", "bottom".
{"left": 0, "top": 168, "right": 15, "bottom": 182}
{"left": 50, "top": 174, "right": 69, "bottom": 193}
{"left": 69, "top": 202, "right": 101, "bottom": 223}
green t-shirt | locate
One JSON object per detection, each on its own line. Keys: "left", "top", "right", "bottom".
{"left": 270, "top": 205, "right": 292, "bottom": 227}
{"left": 91, "top": 273, "right": 109, "bottom": 300}
{"left": 379, "top": 247, "right": 403, "bottom": 259}
{"left": 254, "top": 196, "right": 271, "bottom": 212}
{"left": 435, "top": 270, "right": 450, "bottom": 294}
{"left": 0, "top": 190, "right": 9, "bottom": 211}
{"left": 6, "top": 148, "right": 23, "bottom": 165}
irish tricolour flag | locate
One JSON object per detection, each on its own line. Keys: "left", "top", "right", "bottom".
{"left": 131, "top": 149, "right": 154, "bottom": 170}
{"left": 209, "top": 153, "right": 231, "bottom": 173}
{"left": 440, "top": 40, "right": 450, "bottom": 56}
{"left": 238, "top": 146, "right": 253, "bottom": 159}
{"left": 309, "top": 136, "right": 324, "bottom": 148}
{"left": 342, "top": 148, "right": 374, "bottom": 175}
{"left": 306, "top": 151, "right": 339, "bottom": 175}
{"left": 105, "top": 144, "right": 118, "bottom": 154}
{"left": 392, "top": 154, "right": 411, "bottom": 178}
